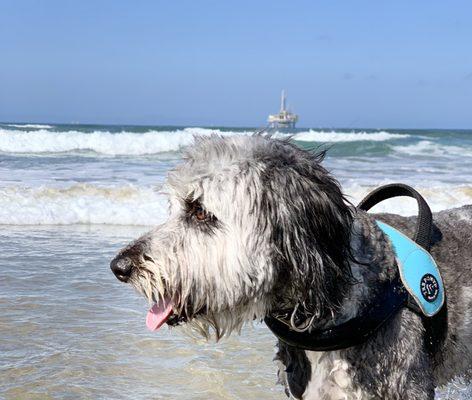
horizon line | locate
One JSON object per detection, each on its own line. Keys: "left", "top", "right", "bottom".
{"left": 1, "top": 120, "right": 472, "bottom": 131}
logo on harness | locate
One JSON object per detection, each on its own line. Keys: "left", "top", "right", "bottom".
{"left": 420, "top": 274, "right": 440, "bottom": 302}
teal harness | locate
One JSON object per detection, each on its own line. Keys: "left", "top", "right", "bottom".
{"left": 377, "top": 220, "right": 444, "bottom": 317}
{"left": 266, "top": 183, "right": 448, "bottom": 355}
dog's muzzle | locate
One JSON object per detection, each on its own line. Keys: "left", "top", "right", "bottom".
{"left": 110, "top": 255, "right": 134, "bottom": 282}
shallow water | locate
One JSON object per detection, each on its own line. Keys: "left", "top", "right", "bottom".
{"left": 1, "top": 227, "right": 471, "bottom": 399}
{"left": 1, "top": 124, "right": 471, "bottom": 398}
{"left": 0, "top": 226, "right": 286, "bottom": 399}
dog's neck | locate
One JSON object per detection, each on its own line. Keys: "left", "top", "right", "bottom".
{"left": 274, "top": 212, "right": 401, "bottom": 399}
{"left": 271, "top": 210, "right": 398, "bottom": 332}
{"left": 296, "top": 211, "right": 397, "bottom": 331}
{"left": 323, "top": 211, "right": 398, "bottom": 328}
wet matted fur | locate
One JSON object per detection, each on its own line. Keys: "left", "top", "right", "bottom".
{"left": 111, "top": 135, "right": 472, "bottom": 399}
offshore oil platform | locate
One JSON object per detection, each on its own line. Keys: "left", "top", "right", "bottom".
{"left": 267, "top": 90, "right": 298, "bottom": 130}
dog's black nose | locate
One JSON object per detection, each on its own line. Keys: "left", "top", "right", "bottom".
{"left": 110, "top": 256, "right": 133, "bottom": 282}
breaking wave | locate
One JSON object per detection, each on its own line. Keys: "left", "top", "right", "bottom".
{"left": 290, "top": 130, "right": 409, "bottom": 142}
{"left": 1, "top": 183, "right": 470, "bottom": 225}
{"left": 0, "top": 128, "right": 197, "bottom": 155}
{"left": 0, "top": 184, "right": 168, "bottom": 225}
{"left": 394, "top": 140, "right": 472, "bottom": 157}
{"left": 0, "top": 127, "right": 408, "bottom": 156}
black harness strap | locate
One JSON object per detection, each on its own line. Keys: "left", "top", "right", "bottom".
{"left": 265, "top": 274, "right": 408, "bottom": 351}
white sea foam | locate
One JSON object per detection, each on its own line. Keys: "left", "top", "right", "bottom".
{"left": 0, "top": 183, "right": 470, "bottom": 225}
{"left": 5, "top": 123, "right": 53, "bottom": 129}
{"left": 0, "top": 128, "right": 195, "bottom": 155}
{"left": 0, "top": 127, "right": 407, "bottom": 156}
{"left": 290, "top": 130, "right": 409, "bottom": 142}
{"left": 394, "top": 140, "right": 472, "bottom": 157}
{"left": 0, "top": 127, "right": 258, "bottom": 155}
{"left": 0, "top": 184, "right": 168, "bottom": 225}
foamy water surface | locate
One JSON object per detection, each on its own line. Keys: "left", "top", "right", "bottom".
{"left": 0, "top": 123, "right": 471, "bottom": 399}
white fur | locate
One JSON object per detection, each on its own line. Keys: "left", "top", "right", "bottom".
{"left": 302, "top": 351, "right": 366, "bottom": 400}
{"left": 128, "top": 136, "right": 277, "bottom": 337}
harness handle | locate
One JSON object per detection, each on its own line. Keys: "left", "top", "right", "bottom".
{"left": 357, "top": 183, "right": 433, "bottom": 251}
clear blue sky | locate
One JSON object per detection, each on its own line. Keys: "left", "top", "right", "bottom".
{"left": 1, "top": 0, "right": 471, "bottom": 128}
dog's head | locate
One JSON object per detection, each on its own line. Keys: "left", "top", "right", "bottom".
{"left": 111, "top": 135, "right": 353, "bottom": 338}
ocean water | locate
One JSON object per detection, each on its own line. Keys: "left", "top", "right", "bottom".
{"left": 0, "top": 123, "right": 471, "bottom": 399}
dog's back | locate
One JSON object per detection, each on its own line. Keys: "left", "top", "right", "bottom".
{"left": 377, "top": 204, "right": 472, "bottom": 384}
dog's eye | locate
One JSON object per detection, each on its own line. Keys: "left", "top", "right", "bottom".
{"left": 186, "top": 200, "right": 212, "bottom": 223}
{"left": 194, "top": 205, "right": 208, "bottom": 221}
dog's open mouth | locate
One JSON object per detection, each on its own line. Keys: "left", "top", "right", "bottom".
{"left": 145, "top": 296, "right": 189, "bottom": 331}
{"left": 146, "top": 297, "right": 173, "bottom": 331}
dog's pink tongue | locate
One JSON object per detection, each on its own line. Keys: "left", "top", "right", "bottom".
{"left": 146, "top": 298, "right": 173, "bottom": 331}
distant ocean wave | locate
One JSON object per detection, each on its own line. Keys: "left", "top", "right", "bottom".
{"left": 1, "top": 183, "right": 470, "bottom": 225}
{"left": 5, "top": 123, "right": 54, "bottom": 129}
{"left": 0, "top": 127, "right": 409, "bottom": 156}
{"left": 0, "top": 128, "right": 197, "bottom": 155}
{"left": 290, "top": 130, "right": 409, "bottom": 142}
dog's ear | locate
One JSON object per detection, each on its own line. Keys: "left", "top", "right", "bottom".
{"left": 259, "top": 143, "right": 353, "bottom": 317}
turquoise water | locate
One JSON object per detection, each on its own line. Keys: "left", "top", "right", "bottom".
{"left": 0, "top": 123, "right": 471, "bottom": 399}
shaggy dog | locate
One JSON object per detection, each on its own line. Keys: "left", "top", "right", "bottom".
{"left": 110, "top": 135, "right": 472, "bottom": 399}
